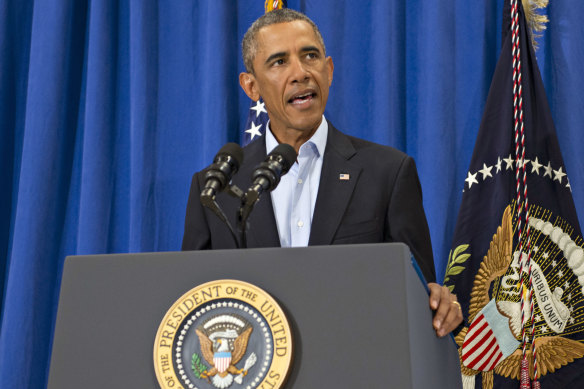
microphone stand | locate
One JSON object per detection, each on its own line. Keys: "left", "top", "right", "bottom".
{"left": 236, "top": 143, "right": 297, "bottom": 249}
{"left": 200, "top": 184, "right": 244, "bottom": 248}
{"left": 237, "top": 187, "right": 261, "bottom": 249}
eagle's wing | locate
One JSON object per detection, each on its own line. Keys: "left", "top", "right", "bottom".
{"left": 231, "top": 326, "right": 253, "bottom": 364}
{"left": 468, "top": 205, "right": 513, "bottom": 322}
{"left": 195, "top": 329, "right": 215, "bottom": 366}
{"left": 494, "top": 336, "right": 584, "bottom": 380}
{"left": 533, "top": 336, "right": 584, "bottom": 377}
{"left": 455, "top": 326, "right": 467, "bottom": 347}
{"left": 494, "top": 348, "right": 523, "bottom": 380}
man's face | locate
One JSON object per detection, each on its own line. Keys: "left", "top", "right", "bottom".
{"left": 240, "top": 20, "right": 334, "bottom": 138}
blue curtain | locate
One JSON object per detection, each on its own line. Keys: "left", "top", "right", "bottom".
{"left": 1, "top": 1, "right": 582, "bottom": 387}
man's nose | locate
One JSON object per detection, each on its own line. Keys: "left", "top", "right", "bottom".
{"left": 289, "top": 57, "right": 309, "bottom": 83}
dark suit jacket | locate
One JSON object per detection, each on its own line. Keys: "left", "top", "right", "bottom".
{"left": 182, "top": 122, "right": 436, "bottom": 283}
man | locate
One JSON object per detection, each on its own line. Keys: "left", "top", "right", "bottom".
{"left": 182, "top": 9, "right": 462, "bottom": 337}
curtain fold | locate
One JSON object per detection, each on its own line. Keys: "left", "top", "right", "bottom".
{"left": 1, "top": 1, "right": 582, "bottom": 387}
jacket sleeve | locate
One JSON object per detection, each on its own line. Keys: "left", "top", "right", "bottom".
{"left": 386, "top": 156, "right": 436, "bottom": 283}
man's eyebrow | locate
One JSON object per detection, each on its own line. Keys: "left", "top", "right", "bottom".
{"left": 300, "top": 45, "right": 321, "bottom": 54}
{"left": 264, "top": 45, "right": 322, "bottom": 65}
{"left": 265, "top": 51, "right": 287, "bottom": 65}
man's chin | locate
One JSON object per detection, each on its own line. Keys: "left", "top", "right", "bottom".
{"left": 289, "top": 117, "right": 323, "bottom": 134}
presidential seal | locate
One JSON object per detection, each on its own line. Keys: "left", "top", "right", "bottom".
{"left": 154, "top": 280, "right": 293, "bottom": 389}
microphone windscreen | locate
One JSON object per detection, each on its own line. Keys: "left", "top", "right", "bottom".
{"left": 270, "top": 143, "right": 297, "bottom": 173}
{"left": 216, "top": 142, "right": 244, "bottom": 168}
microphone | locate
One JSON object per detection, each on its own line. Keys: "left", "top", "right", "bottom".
{"left": 199, "top": 143, "right": 244, "bottom": 248}
{"left": 244, "top": 143, "right": 297, "bottom": 205}
{"left": 238, "top": 144, "right": 297, "bottom": 247}
{"left": 200, "top": 143, "right": 244, "bottom": 204}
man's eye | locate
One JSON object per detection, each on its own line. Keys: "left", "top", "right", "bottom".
{"left": 272, "top": 59, "right": 285, "bottom": 66}
{"left": 306, "top": 52, "right": 318, "bottom": 59}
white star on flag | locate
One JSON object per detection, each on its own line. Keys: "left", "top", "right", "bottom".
{"left": 245, "top": 121, "right": 263, "bottom": 140}
{"left": 553, "top": 166, "right": 566, "bottom": 183}
{"left": 495, "top": 157, "right": 503, "bottom": 173}
{"left": 465, "top": 171, "right": 479, "bottom": 188}
{"left": 250, "top": 100, "right": 267, "bottom": 117}
{"left": 479, "top": 163, "right": 493, "bottom": 180}
{"left": 516, "top": 157, "right": 529, "bottom": 169}
{"left": 504, "top": 154, "right": 514, "bottom": 170}
{"left": 531, "top": 156, "right": 542, "bottom": 174}
{"left": 543, "top": 162, "right": 553, "bottom": 178}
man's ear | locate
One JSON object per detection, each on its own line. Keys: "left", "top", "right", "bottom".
{"left": 326, "top": 56, "right": 334, "bottom": 86}
{"left": 239, "top": 72, "right": 260, "bottom": 101}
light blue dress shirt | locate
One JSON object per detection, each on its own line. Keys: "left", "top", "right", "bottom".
{"left": 266, "top": 117, "right": 328, "bottom": 247}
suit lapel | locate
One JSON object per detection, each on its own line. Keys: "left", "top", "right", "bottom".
{"left": 309, "top": 124, "right": 361, "bottom": 246}
{"left": 237, "top": 137, "right": 281, "bottom": 248}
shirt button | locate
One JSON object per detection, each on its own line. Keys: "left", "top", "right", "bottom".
{"left": 297, "top": 220, "right": 304, "bottom": 227}
{"left": 297, "top": 178, "right": 303, "bottom": 184}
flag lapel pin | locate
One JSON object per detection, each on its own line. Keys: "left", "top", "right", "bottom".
{"left": 339, "top": 173, "right": 350, "bottom": 181}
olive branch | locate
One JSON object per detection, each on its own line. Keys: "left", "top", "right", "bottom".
{"left": 191, "top": 353, "right": 209, "bottom": 380}
{"left": 443, "top": 244, "right": 470, "bottom": 292}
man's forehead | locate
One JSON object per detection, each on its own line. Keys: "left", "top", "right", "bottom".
{"left": 255, "top": 20, "right": 323, "bottom": 56}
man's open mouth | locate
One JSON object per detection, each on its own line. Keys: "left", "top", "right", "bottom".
{"left": 288, "top": 92, "right": 316, "bottom": 105}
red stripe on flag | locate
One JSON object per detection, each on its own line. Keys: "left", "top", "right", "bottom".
{"left": 463, "top": 315, "right": 488, "bottom": 346}
{"left": 462, "top": 319, "right": 490, "bottom": 358}
{"left": 475, "top": 336, "right": 502, "bottom": 371}
{"left": 463, "top": 329, "right": 495, "bottom": 368}
{"left": 463, "top": 327, "right": 497, "bottom": 368}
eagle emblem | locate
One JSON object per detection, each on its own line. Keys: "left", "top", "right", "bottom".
{"left": 453, "top": 205, "right": 584, "bottom": 389}
{"left": 154, "top": 280, "right": 292, "bottom": 389}
{"left": 193, "top": 314, "right": 256, "bottom": 389}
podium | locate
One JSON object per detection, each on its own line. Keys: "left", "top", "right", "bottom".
{"left": 48, "top": 243, "right": 462, "bottom": 388}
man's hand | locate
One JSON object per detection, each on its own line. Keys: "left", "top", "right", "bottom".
{"left": 428, "top": 282, "right": 463, "bottom": 337}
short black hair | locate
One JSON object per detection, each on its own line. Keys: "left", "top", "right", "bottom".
{"left": 241, "top": 9, "right": 326, "bottom": 74}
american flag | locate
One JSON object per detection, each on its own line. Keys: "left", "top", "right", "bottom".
{"left": 242, "top": 98, "right": 268, "bottom": 146}
{"left": 241, "top": 1, "right": 286, "bottom": 146}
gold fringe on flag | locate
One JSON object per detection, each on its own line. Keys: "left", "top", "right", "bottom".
{"left": 521, "top": 0, "right": 549, "bottom": 50}
{"left": 264, "top": 0, "right": 285, "bottom": 13}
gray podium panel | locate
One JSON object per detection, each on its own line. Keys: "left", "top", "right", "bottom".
{"left": 48, "top": 243, "right": 462, "bottom": 388}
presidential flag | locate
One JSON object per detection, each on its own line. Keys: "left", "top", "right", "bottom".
{"left": 444, "top": 1, "right": 584, "bottom": 388}
{"left": 241, "top": 1, "right": 287, "bottom": 146}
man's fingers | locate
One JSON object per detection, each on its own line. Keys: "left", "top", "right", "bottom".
{"left": 427, "top": 283, "right": 464, "bottom": 337}
{"left": 437, "top": 299, "right": 463, "bottom": 337}
{"left": 432, "top": 285, "right": 451, "bottom": 330}
{"left": 428, "top": 282, "right": 442, "bottom": 310}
